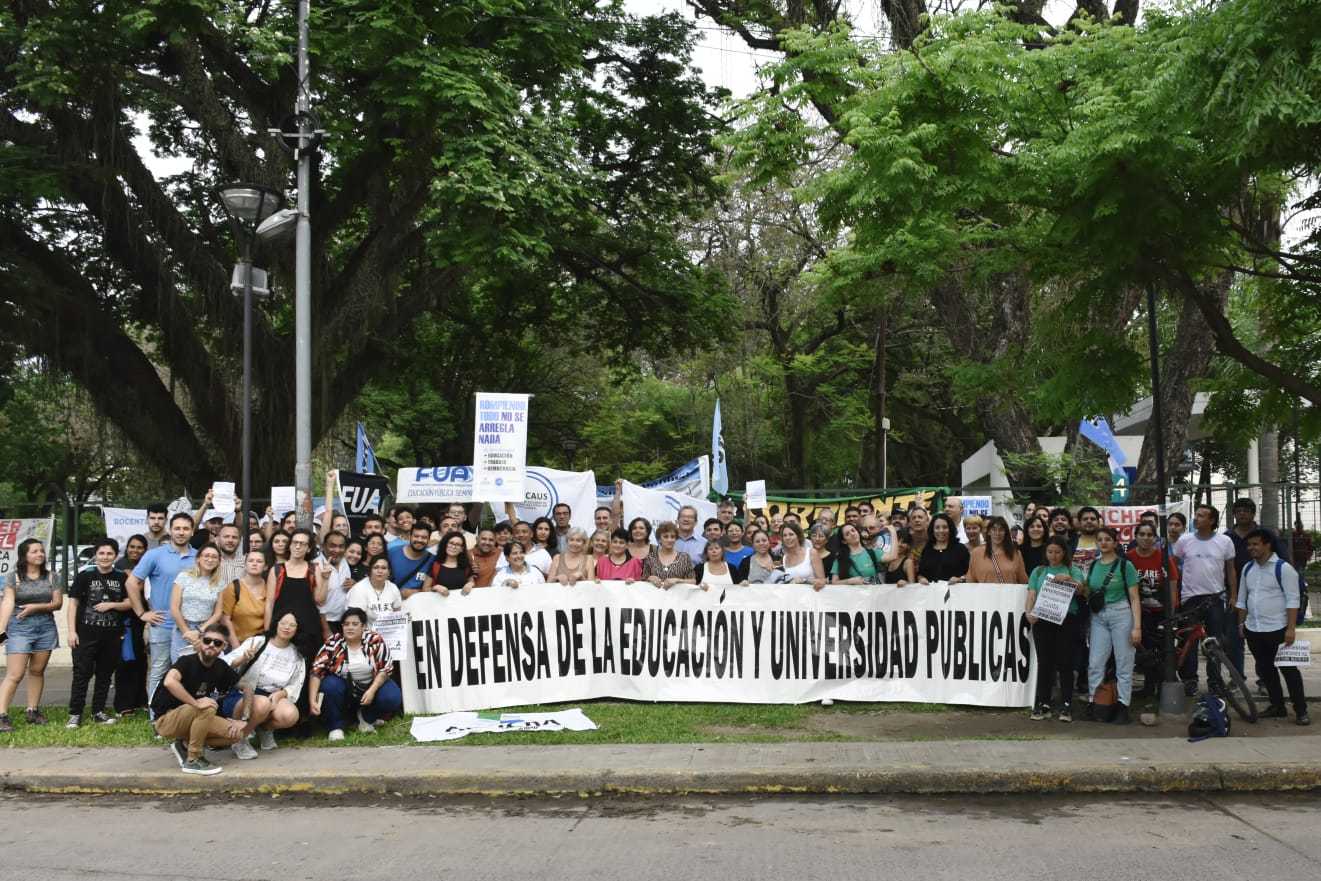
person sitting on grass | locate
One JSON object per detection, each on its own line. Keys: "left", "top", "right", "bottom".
{"left": 306, "top": 607, "right": 399, "bottom": 742}
{"left": 150, "top": 623, "right": 246, "bottom": 776}
{"left": 219, "top": 612, "right": 306, "bottom": 759}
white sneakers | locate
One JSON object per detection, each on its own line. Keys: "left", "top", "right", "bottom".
{"left": 328, "top": 728, "right": 345, "bottom": 741}
{"left": 258, "top": 728, "right": 278, "bottom": 751}
{"left": 231, "top": 737, "right": 259, "bottom": 760}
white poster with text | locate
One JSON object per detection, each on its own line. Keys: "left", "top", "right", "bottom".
{"left": 473, "top": 393, "right": 530, "bottom": 502}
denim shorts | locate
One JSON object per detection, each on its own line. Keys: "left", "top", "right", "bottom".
{"left": 5, "top": 612, "right": 59, "bottom": 655}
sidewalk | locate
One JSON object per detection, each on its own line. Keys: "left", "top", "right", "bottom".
{"left": 1, "top": 736, "right": 1318, "bottom": 797}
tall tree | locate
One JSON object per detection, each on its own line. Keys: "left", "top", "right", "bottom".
{"left": 0, "top": 0, "right": 723, "bottom": 489}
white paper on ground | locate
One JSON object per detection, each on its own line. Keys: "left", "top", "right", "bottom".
{"left": 410, "top": 708, "right": 599, "bottom": 742}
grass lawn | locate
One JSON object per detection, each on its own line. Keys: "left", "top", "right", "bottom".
{"left": 0, "top": 700, "right": 983, "bottom": 749}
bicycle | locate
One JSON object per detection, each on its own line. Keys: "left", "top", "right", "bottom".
{"left": 1136, "top": 603, "right": 1258, "bottom": 723}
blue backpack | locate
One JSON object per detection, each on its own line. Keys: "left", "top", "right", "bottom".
{"left": 1243, "top": 557, "right": 1309, "bottom": 623}
{"left": 1187, "top": 694, "right": 1231, "bottom": 742}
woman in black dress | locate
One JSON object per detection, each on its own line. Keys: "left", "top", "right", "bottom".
{"left": 264, "top": 528, "right": 324, "bottom": 723}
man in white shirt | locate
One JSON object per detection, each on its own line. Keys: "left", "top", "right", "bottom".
{"left": 316, "top": 530, "right": 352, "bottom": 635}
{"left": 1173, "top": 504, "right": 1241, "bottom": 693}
{"left": 1236, "top": 529, "right": 1309, "bottom": 724}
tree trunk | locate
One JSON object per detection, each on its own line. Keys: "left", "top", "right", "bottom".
{"left": 1259, "top": 430, "right": 1281, "bottom": 528}
{"left": 1133, "top": 272, "right": 1231, "bottom": 504}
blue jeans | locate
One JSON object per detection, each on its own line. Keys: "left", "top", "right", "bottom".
{"left": 169, "top": 620, "right": 205, "bottom": 663}
{"left": 1088, "top": 601, "right": 1137, "bottom": 707}
{"left": 318, "top": 675, "right": 402, "bottom": 733}
{"left": 146, "top": 624, "right": 174, "bottom": 709}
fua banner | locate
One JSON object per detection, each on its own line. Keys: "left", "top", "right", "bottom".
{"left": 336, "top": 469, "right": 392, "bottom": 537}
{"left": 0, "top": 518, "right": 56, "bottom": 579}
{"left": 397, "top": 466, "right": 598, "bottom": 535}
{"left": 402, "top": 582, "right": 1036, "bottom": 714}
{"left": 619, "top": 480, "right": 717, "bottom": 532}
{"left": 102, "top": 507, "right": 148, "bottom": 548}
{"left": 472, "top": 392, "right": 530, "bottom": 502}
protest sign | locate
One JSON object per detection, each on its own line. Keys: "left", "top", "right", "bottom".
{"left": 0, "top": 518, "right": 56, "bottom": 580}
{"left": 102, "top": 507, "right": 147, "bottom": 548}
{"left": 473, "top": 392, "right": 530, "bottom": 502}
{"left": 619, "top": 480, "right": 717, "bottom": 533}
{"left": 958, "top": 496, "right": 993, "bottom": 518}
{"left": 397, "top": 466, "right": 477, "bottom": 504}
{"left": 401, "top": 581, "right": 1036, "bottom": 714}
{"left": 743, "top": 488, "right": 946, "bottom": 525}
{"left": 745, "top": 480, "right": 768, "bottom": 511}
{"left": 409, "top": 708, "right": 598, "bottom": 742}
{"left": 373, "top": 610, "right": 411, "bottom": 663}
{"left": 1101, "top": 505, "right": 1157, "bottom": 544}
{"left": 1275, "top": 641, "right": 1312, "bottom": 667}
{"left": 510, "top": 467, "right": 597, "bottom": 535}
{"left": 270, "top": 486, "right": 297, "bottom": 517}
{"left": 212, "top": 481, "right": 236, "bottom": 517}
{"left": 336, "top": 469, "right": 391, "bottom": 536}
{"left": 1031, "top": 577, "right": 1076, "bottom": 626}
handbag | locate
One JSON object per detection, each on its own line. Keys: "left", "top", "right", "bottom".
{"left": 1088, "top": 559, "right": 1122, "bottom": 614}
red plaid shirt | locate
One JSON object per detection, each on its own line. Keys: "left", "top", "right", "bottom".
{"left": 311, "top": 631, "right": 391, "bottom": 679}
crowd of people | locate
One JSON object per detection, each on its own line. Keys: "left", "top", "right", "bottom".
{"left": 0, "top": 478, "right": 1311, "bottom": 773}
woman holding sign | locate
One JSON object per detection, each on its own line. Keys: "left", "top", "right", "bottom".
{"left": 1026, "top": 537, "right": 1086, "bottom": 722}
{"left": 346, "top": 556, "right": 403, "bottom": 627}
{"left": 1083, "top": 527, "right": 1142, "bottom": 724}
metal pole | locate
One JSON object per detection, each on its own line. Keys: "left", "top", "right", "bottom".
{"left": 242, "top": 256, "right": 254, "bottom": 553}
{"left": 1147, "top": 287, "right": 1183, "bottom": 715}
{"left": 293, "top": 0, "right": 313, "bottom": 527}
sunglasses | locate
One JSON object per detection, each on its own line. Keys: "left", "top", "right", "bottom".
{"left": 201, "top": 637, "right": 227, "bottom": 648}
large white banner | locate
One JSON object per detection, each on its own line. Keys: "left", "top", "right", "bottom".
{"left": 0, "top": 518, "right": 56, "bottom": 580}
{"left": 397, "top": 466, "right": 598, "bottom": 534}
{"left": 473, "top": 392, "right": 530, "bottom": 502}
{"left": 401, "top": 582, "right": 1036, "bottom": 714}
{"left": 598, "top": 456, "right": 711, "bottom": 501}
{"left": 620, "top": 480, "right": 717, "bottom": 531}
{"left": 102, "top": 507, "right": 147, "bottom": 548}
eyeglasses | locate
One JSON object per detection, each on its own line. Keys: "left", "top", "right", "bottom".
{"left": 201, "top": 637, "right": 227, "bottom": 648}
{"left": 291, "top": 539, "right": 309, "bottom": 547}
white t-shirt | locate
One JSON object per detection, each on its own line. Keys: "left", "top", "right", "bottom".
{"left": 345, "top": 645, "right": 374, "bottom": 686}
{"left": 497, "top": 548, "right": 552, "bottom": 576}
{"left": 345, "top": 580, "right": 403, "bottom": 628}
{"left": 494, "top": 565, "right": 546, "bottom": 589}
{"left": 1173, "top": 532, "right": 1236, "bottom": 600}
{"left": 223, "top": 636, "right": 305, "bottom": 703}
{"left": 317, "top": 557, "right": 352, "bottom": 622}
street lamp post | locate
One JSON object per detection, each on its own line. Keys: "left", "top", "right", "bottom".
{"left": 1146, "top": 286, "right": 1184, "bottom": 715}
{"left": 216, "top": 183, "right": 284, "bottom": 553}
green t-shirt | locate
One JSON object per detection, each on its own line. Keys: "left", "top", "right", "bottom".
{"left": 1084, "top": 557, "right": 1139, "bottom": 606}
{"left": 833, "top": 548, "right": 879, "bottom": 582}
{"left": 1029, "top": 564, "right": 1085, "bottom": 615}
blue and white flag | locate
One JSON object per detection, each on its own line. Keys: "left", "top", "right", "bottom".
{"left": 355, "top": 422, "right": 380, "bottom": 475}
{"left": 1078, "top": 416, "right": 1127, "bottom": 474}
{"left": 711, "top": 399, "right": 728, "bottom": 495}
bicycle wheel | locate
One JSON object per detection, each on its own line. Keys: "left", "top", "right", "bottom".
{"left": 1204, "top": 641, "right": 1258, "bottom": 723}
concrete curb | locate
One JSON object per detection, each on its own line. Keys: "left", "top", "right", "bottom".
{"left": 2, "top": 741, "right": 1319, "bottom": 798}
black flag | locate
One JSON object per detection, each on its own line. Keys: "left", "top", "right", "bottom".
{"left": 337, "top": 470, "right": 391, "bottom": 537}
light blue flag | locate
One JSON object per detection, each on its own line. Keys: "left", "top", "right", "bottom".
{"left": 711, "top": 399, "right": 729, "bottom": 495}
{"left": 1079, "top": 417, "right": 1127, "bottom": 482}
{"left": 355, "top": 422, "right": 380, "bottom": 475}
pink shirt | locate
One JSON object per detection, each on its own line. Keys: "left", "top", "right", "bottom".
{"left": 596, "top": 555, "right": 643, "bottom": 581}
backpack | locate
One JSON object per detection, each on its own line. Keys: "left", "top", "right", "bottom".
{"left": 1242, "top": 558, "right": 1309, "bottom": 622}
{"left": 1187, "top": 694, "right": 1231, "bottom": 742}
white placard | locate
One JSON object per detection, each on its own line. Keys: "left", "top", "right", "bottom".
{"left": 473, "top": 392, "right": 530, "bottom": 502}
{"left": 402, "top": 581, "right": 1037, "bottom": 714}
{"left": 410, "top": 708, "right": 598, "bottom": 742}
{"left": 959, "top": 496, "right": 992, "bottom": 518}
{"left": 212, "top": 481, "right": 236, "bottom": 517}
{"left": 619, "top": 480, "right": 717, "bottom": 534}
{"left": 1031, "top": 576, "right": 1076, "bottom": 626}
{"left": 373, "top": 610, "right": 410, "bottom": 663}
{"left": 102, "top": 507, "right": 147, "bottom": 548}
{"left": 745, "top": 480, "right": 768, "bottom": 511}
{"left": 1276, "top": 641, "right": 1312, "bottom": 667}
{"left": 270, "top": 486, "right": 296, "bottom": 517}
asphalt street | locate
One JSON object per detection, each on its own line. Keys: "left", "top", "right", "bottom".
{"left": 1, "top": 791, "right": 1319, "bottom": 881}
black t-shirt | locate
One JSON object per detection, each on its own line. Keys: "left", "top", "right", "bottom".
{"left": 68, "top": 568, "right": 128, "bottom": 631}
{"left": 150, "top": 654, "right": 240, "bottom": 717}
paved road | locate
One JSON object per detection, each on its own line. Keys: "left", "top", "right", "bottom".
{"left": 2, "top": 792, "right": 1319, "bottom": 880}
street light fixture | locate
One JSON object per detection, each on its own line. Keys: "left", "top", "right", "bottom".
{"left": 215, "top": 182, "right": 284, "bottom": 554}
